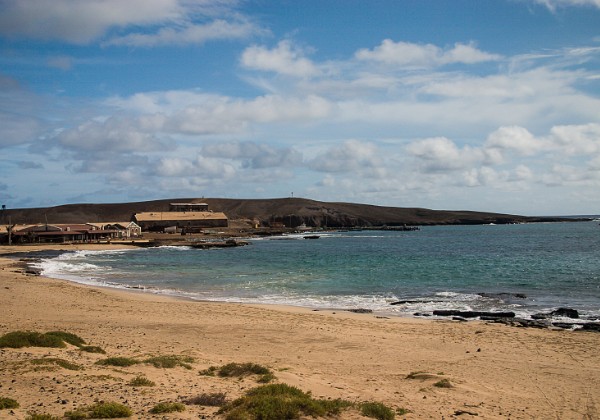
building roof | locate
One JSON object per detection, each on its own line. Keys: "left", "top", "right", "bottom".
{"left": 134, "top": 211, "right": 228, "bottom": 222}
{"left": 169, "top": 202, "right": 209, "bottom": 206}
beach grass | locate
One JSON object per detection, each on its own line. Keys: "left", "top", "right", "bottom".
{"left": 359, "top": 401, "right": 396, "bottom": 420}
{"left": 79, "top": 345, "right": 106, "bottom": 354}
{"left": 127, "top": 376, "right": 155, "bottom": 387}
{"left": 185, "top": 392, "right": 228, "bottom": 407}
{"left": 31, "top": 358, "right": 82, "bottom": 371}
{"left": 45, "top": 331, "right": 86, "bottom": 347}
{"left": 65, "top": 402, "right": 132, "bottom": 419}
{"left": 217, "top": 383, "right": 352, "bottom": 419}
{"left": 143, "top": 355, "right": 194, "bottom": 369}
{"left": 0, "top": 330, "right": 92, "bottom": 351}
{"left": 0, "top": 331, "right": 66, "bottom": 348}
{"left": 95, "top": 357, "right": 139, "bottom": 367}
{"left": 149, "top": 402, "right": 186, "bottom": 414}
{"left": 0, "top": 397, "right": 20, "bottom": 409}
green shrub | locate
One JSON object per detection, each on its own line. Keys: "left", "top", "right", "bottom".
{"left": 0, "top": 331, "right": 65, "bottom": 348}
{"left": 45, "top": 331, "right": 86, "bottom": 347}
{"left": 31, "top": 358, "right": 82, "bottom": 371}
{"left": 95, "top": 357, "right": 139, "bottom": 367}
{"left": 0, "top": 397, "right": 20, "bottom": 409}
{"left": 128, "top": 376, "right": 155, "bottom": 387}
{"left": 64, "top": 410, "right": 87, "bottom": 420}
{"left": 360, "top": 401, "right": 395, "bottom": 420}
{"left": 185, "top": 392, "right": 227, "bottom": 407}
{"left": 218, "top": 383, "right": 352, "bottom": 419}
{"left": 79, "top": 345, "right": 106, "bottom": 354}
{"left": 149, "top": 402, "right": 185, "bottom": 414}
{"left": 26, "top": 413, "right": 61, "bottom": 420}
{"left": 144, "top": 355, "right": 194, "bottom": 369}
{"left": 65, "top": 402, "right": 132, "bottom": 419}
{"left": 218, "top": 362, "right": 271, "bottom": 377}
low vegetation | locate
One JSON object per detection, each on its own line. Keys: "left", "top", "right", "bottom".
{"left": 25, "top": 414, "right": 61, "bottom": 420}
{"left": 201, "top": 362, "right": 275, "bottom": 383}
{"left": 144, "top": 355, "right": 194, "bottom": 369}
{"left": 95, "top": 357, "right": 139, "bottom": 367}
{"left": 185, "top": 392, "right": 228, "bottom": 407}
{"left": 65, "top": 402, "right": 132, "bottom": 419}
{"left": 149, "top": 402, "right": 186, "bottom": 414}
{"left": 0, "top": 397, "right": 20, "bottom": 409}
{"left": 127, "top": 376, "right": 155, "bottom": 387}
{"left": 0, "top": 330, "right": 105, "bottom": 353}
{"left": 217, "top": 383, "right": 352, "bottom": 419}
{"left": 45, "top": 331, "right": 86, "bottom": 347}
{"left": 31, "top": 358, "right": 82, "bottom": 371}
{"left": 360, "top": 401, "right": 396, "bottom": 420}
{"left": 0, "top": 331, "right": 67, "bottom": 348}
{"left": 79, "top": 345, "right": 106, "bottom": 354}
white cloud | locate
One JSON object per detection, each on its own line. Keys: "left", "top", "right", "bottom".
{"left": 308, "top": 140, "right": 381, "bottom": 173}
{"left": 241, "top": 40, "right": 320, "bottom": 77}
{"left": 355, "top": 40, "right": 500, "bottom": 68}
{"left": 0, "top": 0, "right": 183, "bottom": 44}
{"left": 485, "top": 126, "right": 544, "bottom": 156}
{"left": 406, "top": 137, "right": 483, "bottom": 171}
{"left": 105, "top": 19, "right": 262, "bottom": 47}
{"left": 531, "top": 0, "right": 600, "bottom": 11}
{"left": 57, "top": 117, "right": 170, "bottom": 152}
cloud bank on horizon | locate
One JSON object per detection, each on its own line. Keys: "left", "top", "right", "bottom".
{"left": 1, "top": 0, "right": 599, "bottom": 215}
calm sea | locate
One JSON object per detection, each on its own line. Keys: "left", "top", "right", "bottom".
{"left": 33, "top": 221, "right": 600, "bottom": 320}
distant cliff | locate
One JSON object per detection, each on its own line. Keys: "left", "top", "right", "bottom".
{"left": 0, "top": 198, "right": 580, "bottom": 228}
{"left": 1, "top": 197, "right": 579, "bottom": 228}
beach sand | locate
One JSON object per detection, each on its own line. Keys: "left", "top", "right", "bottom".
{"left": 1, "top": 245, "right": 599, "bottom": 419}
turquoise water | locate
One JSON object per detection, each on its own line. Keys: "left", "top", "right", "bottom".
{"left": 36, "top": 221, "right": 600, "bottom": 319}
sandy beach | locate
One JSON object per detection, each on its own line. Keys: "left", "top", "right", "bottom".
{"left": 1, "top": 245, "right": 599, "bottom": 419}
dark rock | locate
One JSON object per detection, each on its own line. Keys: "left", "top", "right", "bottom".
{"left": 452, "top": 316, "right": 468, "bottom": 322}
{"left": 580, "top": 323, "right": 600, "bottom": 332}
{"left": 478, "top": 292, "right": 526, "bottom": 299}
{"left": 551, "top": 308, "right": 579, "bottom": 319}
{"left": 346, "top": 308, "right": 372, "bottom": 314}
{"left": 433, "top": 310, "right": 515, "bottom": 319}
{"left": 413, "top": 312, "right": 431, "bottom": 317}
{"left": 531, "top": 313, "right": 550, "bottom": 320}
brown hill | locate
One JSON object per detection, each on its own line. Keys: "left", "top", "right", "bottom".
{"left": 0, "top": 197, "right": 570, "bottom": 228}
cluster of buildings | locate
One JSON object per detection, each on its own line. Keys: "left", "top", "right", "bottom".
{"left": 0, "top": 202, "right": 229, "bottom": 245}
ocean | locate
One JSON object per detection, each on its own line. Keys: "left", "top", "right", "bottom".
{"left": 31, "top": 221, "right": 600, "bottom": 321}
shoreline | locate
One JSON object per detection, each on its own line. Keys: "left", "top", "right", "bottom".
{"left": 1, "top": 244, "right": 600, "bottom": 418}
{"left": 2, "top": 243, "right": 599, "bottom": 330}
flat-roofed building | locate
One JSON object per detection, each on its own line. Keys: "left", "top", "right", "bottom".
{"left": 133, "top": 210, "right": 228, "bottom": 232}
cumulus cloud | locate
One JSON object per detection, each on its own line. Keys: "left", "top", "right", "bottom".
{"left": 0, "top": 0, "right": 183, "bottom": 44}
{"left": 241, "top": 40, "right": 321, "bottom": 77}
{"left": 56, "top": 117, "right": 172, "bottom": 152}
{"left": 406, "top": 137, "right": 483, "bottom": 171}
{"left": 0, "top": 0, "right": 263, "bottom": 46}
{"left": 355, "top": 40, "right": 500, "bottom": 68}
{"left": 308, "top": 140, "right": 381, "bottom": 173}
{"left": 202, "top": 141, "right": 303, "bottom": 169}
{"left": 485, "top": 126, "right": 544, "bottom": 156}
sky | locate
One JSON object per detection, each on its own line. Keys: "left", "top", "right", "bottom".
{"left": 1, "top": 0, "right": 600, "bottom": 216}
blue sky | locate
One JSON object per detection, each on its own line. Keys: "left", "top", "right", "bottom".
{"left": 1, "top": 0, "right": 600, "bottom": 216}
